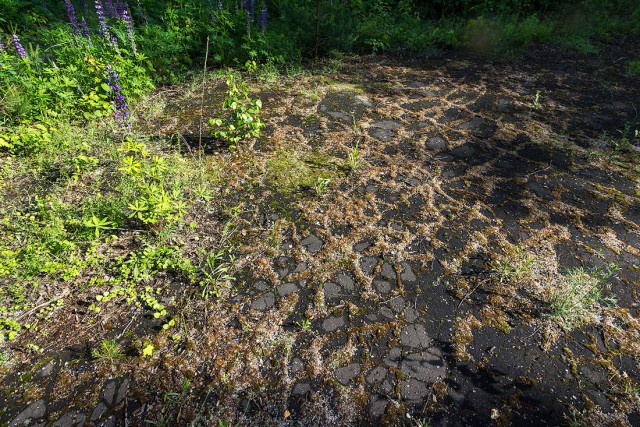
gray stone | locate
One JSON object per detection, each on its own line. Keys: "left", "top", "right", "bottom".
{"left": 379, "top": 379, "right": 394, "bottom": 394}
{"left": 374, "top": 280, "right": 392, "bottom": 294}
{"left": 371, "top": 120, "right": 402, "bottom": 130}
{"left": 400, "top": 379, "right": 429, "bottom": 402}
{"left": 406, "top": 178, "right": 422, "bottom": 187}
{"left": 36, "top": 361, "right": 55, "bottom": 378}
{"left": 353, "top": 241, "right": 371, "bottom": 252}
{"left": 401, "top": 349, "right": 446, "bottom": 383}
{"left": 369, "top": 396, "right": 388, "bottom": 417}
{"left": 334, "top": 272, "right": 355, "bottom": 291}
{"left": 318, "top": 91, "right": 373, "bottom": 124}
{"left": 384, "top": 348, "right": 402, "bottom": 367}
{"left": 400, "top": 324, "right": 431, "bottom": 348}
{"left": 301, "top": 234, "right": 323, "bottom": 253}
{"left": 103, "top": 381, "right": 116, "bottom": 405}
{"left": 251, "top": 292, "right": 275, "bottom": 310}
{"left": 425, "top": 136, "right": 448, "bottom": 150}
{"left": 323, "top": 282, "right": 342, "bottom": 300}
{"left": 369, "top": 128, "right": 394, "bottom": 142}
{"left": 91, "top": 403, "right": 107, "bottom": 422}
{"left": 9, "top": 400, "right": 46, "bottom": 427}
{"left": 359, "top": 256, "right": 378, "bottom": 276}
{"left": 292, "top": 382, "right": 311, "bottom": 396}
{"left": 115, "top": 378, "right": 128, "bottom": 405}
{"left": 294, "top": 262, "right": 308, "bottom": 273}
{"left": 253, "top": 280, "right": 269, "bottom": 291}
{"left": 379, "top": 263, "right": 396, "bottom": 281}
{"left": 53, "top": 411, "right": 86, "bottom": 427}
{"left": 291, "top": 358, "right": 305, "bottom": 374}
{"left": 277, "top": 282, "right": 298, "bottom": 297}
{"left": 400, "top": 262, "right": 417, "bottom": 283}
{"left": 379, "top": 306, "right": 396, "bottom": 319}
{"left": 335, "top": 363, "right": 361, "bottom": 385}
{"left": 497, "top": 98, "right": 515, "bottom": 111}
{"left": 98, "top": 416, "right": 116, "bottom": 427}
{"left": 388, "top": 297, "right": 405, "bottom": 313}
{"left": 366, "top": 366, "right": 388, "bottom": 385}
{"left": 403, "top": 307, "right": 418, "bottom": 323}
{"left": 322, "top": 316, "right": 345, "bottom": 332}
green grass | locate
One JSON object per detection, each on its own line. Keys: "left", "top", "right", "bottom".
{"left": 548, "top": 265, "right": 618, "bottom": 329}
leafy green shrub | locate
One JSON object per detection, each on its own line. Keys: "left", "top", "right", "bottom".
{"left": 210, "top": 76, "right": 264, "bottom": 148}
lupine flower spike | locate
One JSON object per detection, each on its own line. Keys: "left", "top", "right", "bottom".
{"left": 105, "top": 65, "right": 130, "bottom": 126}
{"left": 95, "top": 0, "right": 117, "bottom": 47}
{"left": 0, "top": 39, "right": 6, "bottom": 54}
{"left": 217, "top": 0, "right": 223, "bottom": 10}
{"left": 81, "top": 17, "right": 93, "bottom": 45}
{"left": 121, "top": 3, "right": 137, "bottom": 54}
{"left": 12, "top": 35, "right": 27, "bottom": 59}
{"left": 260, "top": 8, "right": 267, "bottom": 32}
{"left": 65, "top": 0, "right": 80, "bottom": 33}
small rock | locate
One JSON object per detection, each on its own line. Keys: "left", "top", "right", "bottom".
{"left": 400, "top": 324, "right": 431, "bottom": 349}
{"left": 115, "top": 378, "right": 128, "bottom": 405}
{"left": 335, "top": 363, "right": 361, "bottom": 385}
{"left": 359, "top": 256, "right": 378, "bottom": 276}
{"left": 369, "top": 396, "right": 388, "bottom": 417}
{"left": 301, "top": 234, "right": 323, "bottom": 253}
{"left": 425, "top": 136, "right": 448, "bottom": 150}
{"left": 36, "top": 361, "right": 55, "bottom": 378}
{"left": 334, "top": 272, "right": 355, "bottom": 291}
{"left": 9, "top": 400, "right": 46, "bottom": 427}
{"left": 388, "top": 297, "right": 405, "bottom": 313}
{"left": 353, "top": 241, "right": 372, "bottom": 252}
{"left": 251, "top": 292, "right": 276, "bottom": 310}
{"left": 322, "top": 316, "right": 345, "bottom": 332}
{"left": 374, "top": 280, "right": 392, "bottom": 294}
{"left": 290, "top": 358, "right": 305, "bottom": 374}
{"left": 400, "top": 262, "right": 417, "bottom": 283}
{"left": 53, "top": 411, "right": 86, "bottom": 427}
{"left": 379, "top": 263, "right": 396, "bottom": 281}
{"left": 253, "top": 280, "right": 270, "bottom": 291}
{"left": 292, "top": 382, "right": 311, "bottom": 396}
{"left": 384, "top": 348, "right": 402, "bottom": 367}
{"left": 91, "top": 403, "right": 107, "bottom": 422}
{"left": 400, "top": 379, "right": 429, "bottom": 402}
{"left": 323, "top": 282, "right": 342, "bottom": 300}
{"left": 102, "top": 381, "right": 117, "bottom": 405}
{"left": 401, "top": 349, "right": 447, "bottom": 383}
{"left": 371, "top": 120, "right": 402, "bottom": 130}
{"left": 277, "top": 282, "right": 298, "bottom": 297}
{"left": 366, "top": 366, "right": 388, "bottom": 385}
{"left": 403, "top": 307, "right": 418, "bottom": 323}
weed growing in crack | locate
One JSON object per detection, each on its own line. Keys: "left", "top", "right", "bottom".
{"left": 91, "top": 338, "right": 124, "bottom": 362}
{"left": 548, "top": 264, "right": 618, "bottom": 330}
{"left": 200, "top": 250, "right": 235, "bottom": 299}
{"left": 493, "top": 245, "right": 537, "bottom": 283}
{"left": 533, "top": 89, "right": 542, "bottom": 110}
{"left": 314, "top": 177, "right": 331, "bottom": 195}
{"left": 347, "top": 141, "right": 362, "bottom": 171}
{"left": 210, "top": 75, "right": 264, "bottom": 149}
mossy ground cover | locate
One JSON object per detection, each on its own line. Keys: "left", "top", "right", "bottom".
{"left": 1, "top": 33, "right": 640, "bottom": 426}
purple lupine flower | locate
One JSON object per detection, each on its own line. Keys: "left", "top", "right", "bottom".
{"left": 81, "top": 17, "right": 93, "bottom": 45}
{"left": 136, "top": 0, "right": 147, "bottom": 24}
{"left": 260, "top": 8, "right": 267, "bottom": 32}
{"left": 12, "top": 35, "right": 27, "bottom": 59}
{"left": 121, "top": 4, "right": 137, "bottom": 54}
{"left": 95, "top": 1, "right": 109, "bottom": 35}
{"left": 105, "top": 65, "right": 130, "bottom": 125}
{"left": 104, "top": 0, "right": 116, "bottom": 18}
{"left": 95, "top": 0, "right": 118, "bottom": 47}
{"left": 249, "top": 0, "right": 254, "bottom": 17}
{"left": 217, "top": 0, "right": 223, "bottom": 10}
{"left": 65, "top": 0, "right": 80, "bottom": 33}
{"left": 0, "top": 39, "right": 6, "bottom": 54}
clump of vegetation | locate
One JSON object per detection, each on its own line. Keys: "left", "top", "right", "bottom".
{"left": 265, "top": 146, "right": 342, "bottom": 193}
{"left": 548, "top": 265, "right": 618, "bottom": 329}
{"left": 210, "top": 75, "right": 265, "bottom": 148}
